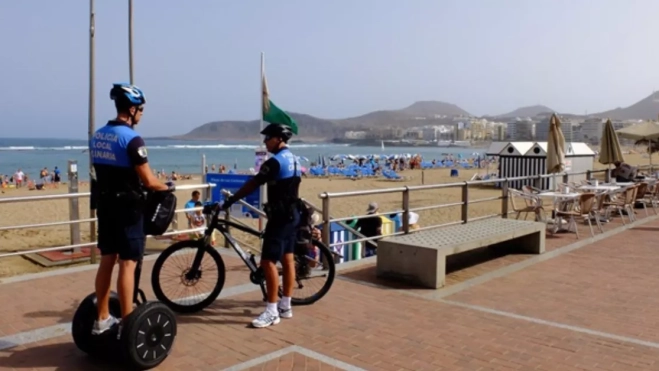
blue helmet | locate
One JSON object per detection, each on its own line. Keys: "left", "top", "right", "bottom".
{"left": 110, "top": 83, "right": 146, "bottom": 106}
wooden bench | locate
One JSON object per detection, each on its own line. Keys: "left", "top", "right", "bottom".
{"left": 376, "top": 218, "right": 545, "bottom": 289}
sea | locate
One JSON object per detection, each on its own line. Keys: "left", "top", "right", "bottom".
{"left": 0, "top": 138, "right": 487, "bottom": 180}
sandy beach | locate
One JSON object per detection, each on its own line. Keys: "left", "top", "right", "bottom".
{"left": 0, "top": 151, "right": 654, "bottom": 277}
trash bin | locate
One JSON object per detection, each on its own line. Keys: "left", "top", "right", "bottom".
{"left": 388, "top": 213, "right": 402, "bottom": 233}
{"left": 317, "top": 222, "right": 350, "bottom": 263}
{"left": 379, "top": 216, "right": 395, "bottom": 236}
{"left": 346, "top": 219, "right": 362, "bottom": 261}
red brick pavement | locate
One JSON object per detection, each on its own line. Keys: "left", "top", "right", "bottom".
{"left": 1, "top": 212, "right": 659, "bottom": 370}
{"left": 244, "top": 352, "right": 339, "bottom": 371}
{"left": 2, "top": 277, "right": 659, "bottom": 370}
{"left": 0, "top": 254, "right": 252, "bottom": 337}
{"left": 446, "top": 217, "right": 659, "bottom": 345}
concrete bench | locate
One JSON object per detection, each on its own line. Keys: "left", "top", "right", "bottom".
{"left": 376, "top": 218, "right": 545, "bottom": 289}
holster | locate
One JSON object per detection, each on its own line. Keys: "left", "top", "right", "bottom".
{"left": 97, "top": 190, "right": 145, "bottom": 225}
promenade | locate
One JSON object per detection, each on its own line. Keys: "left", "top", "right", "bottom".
{"left": 1, "top": 211, "right": 659, "bottom": 370}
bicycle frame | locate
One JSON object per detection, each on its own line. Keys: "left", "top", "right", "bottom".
{"left": 189, "top": 206, "right": 262, "bottom": 276}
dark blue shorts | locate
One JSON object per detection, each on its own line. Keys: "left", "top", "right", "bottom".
{"left": 261, "top": 212, "right": 300, "bottom": 262}
{"left": 97, "top": 212, "right": 145, "bottom": 261}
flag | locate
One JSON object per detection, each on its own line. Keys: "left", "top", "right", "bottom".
{"left": 262, "top": 73, "right": 298, "bottom": 135}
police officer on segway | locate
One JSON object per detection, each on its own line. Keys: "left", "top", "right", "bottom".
{"left": 71, "top": 83, "right": 177, "bottom": 370}
{"left": 90, "top": 83, "right": 173, "bottom": 333}
{"left": 221, "top": 123, "right": 303, "bottom": 328}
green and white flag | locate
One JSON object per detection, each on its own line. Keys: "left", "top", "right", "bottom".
{"left": 261, "top": 72, "right": 298, "bottom": 135}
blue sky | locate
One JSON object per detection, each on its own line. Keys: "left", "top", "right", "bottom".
{"left": 2, "top": 0, "right": 659, "bottom": 138}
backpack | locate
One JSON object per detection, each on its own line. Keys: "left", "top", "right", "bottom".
{"left": 143, "top": 191, "right": 177, "bottom": 236}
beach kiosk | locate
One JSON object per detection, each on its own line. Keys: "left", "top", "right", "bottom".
{"left": 489, "top": 141, "right": 595, "bottom": 190}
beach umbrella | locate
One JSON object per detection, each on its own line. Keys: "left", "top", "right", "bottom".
{"left": 547, "top": 113, "right": 566, "bottom": 189}
{"left": 616, "top": 120, "right": 659, "bottom": 169}
{"left": 599, "top": 119, "right": 624, "bottom": 166}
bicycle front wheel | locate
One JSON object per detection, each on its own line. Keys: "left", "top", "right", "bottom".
{"left": 151, "top": 239, "right": 226, "bottom": 313}
{"left": 280, "top": 239, "right": 336, "bottom": 306}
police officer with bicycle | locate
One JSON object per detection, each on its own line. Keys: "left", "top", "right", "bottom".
{"left": 221, "top": 123, "right": 304, "bottom": 328}
{"left": 90, "top": 83, "right": 174, "bottom": 335}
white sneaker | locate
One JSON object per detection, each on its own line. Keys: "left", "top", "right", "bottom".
{"left": 92, "top": 315, "right": 119, "bottom": 335}
{"left": 278, "top": 306, "right": 293, "bottom": 319}
{"left": 251, "top": 310, "right": 280, "bottom": 328}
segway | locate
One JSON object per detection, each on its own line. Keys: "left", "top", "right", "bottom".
{"left": 71, "top": 259, "right": 177, "bottom": 370}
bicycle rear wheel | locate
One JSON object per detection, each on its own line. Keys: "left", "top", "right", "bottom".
{"left": 151, "top": 239, "right": 226, "bottom": 313}
{"left": 280, "top": 239, "right": 335, "bottom": 306}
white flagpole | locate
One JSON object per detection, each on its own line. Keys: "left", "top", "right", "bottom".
{"left": 260, "top": 52, "right": 265, "bottom": 132}
{"left": 257, "top": 52, "right": 267, "bottom": 229}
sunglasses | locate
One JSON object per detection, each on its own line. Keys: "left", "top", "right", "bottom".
{"left": 137, "top": 106, "right": 144, "bottom": 112}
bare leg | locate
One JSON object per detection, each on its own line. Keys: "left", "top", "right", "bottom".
{"left": 281, "top": 253, "right": 295, "bottom": 297}
{"left": 117, "top": 259, "right": 137, "bottom": 318}
{"left": 95, "top": 254, "right": 117, "bottom": 320}
{"left": 262, "top": 260, "right": 279, "bottom": 303}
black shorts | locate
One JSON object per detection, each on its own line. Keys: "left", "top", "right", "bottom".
{"left": 97, "top": 212, "right": 145, "bottom": 261}
{"left": 261, "top": 212, "right": 300, "bottom": 262}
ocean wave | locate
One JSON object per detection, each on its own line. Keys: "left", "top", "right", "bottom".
{"left": 0, "top": 143, "right": 350, "bottom": 151}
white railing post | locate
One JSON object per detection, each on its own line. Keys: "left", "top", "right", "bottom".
{"left": 0, "top": 183, "right": 215, "bottom": 260}
{"left": 67, "top": 160, "right": 82, "bottom": 252}
{"left": 402, "top": 186, "right": 410, "bottom": 233}
{"left": 321, "top": 194, "right": 330, "bottom": 247}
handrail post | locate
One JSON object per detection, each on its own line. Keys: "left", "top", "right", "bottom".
{"left": 201, "top": 154, "right": 208, "bottom": 201}
{"left": 605, "top": 167, "right": 611, "bottom": 183}
{"left": 402, "top": 186, "right": 410, "bottom": 233}
{"left": 89, "top": 209, "right": 97, "bottom": 264}
{"left": 321, "top": 194, "right": 330, "bottom": 247}
{"left": 461, "top": 181, "right": 469, "bottom": 224}
{"left": 501, "top": 178, "right": 509, "bottom": 218}
{"left": 67, "top": 160, "right": 81, "bottom": 252}
{"left": 224, "top": 208, "right": 231, "bottom": 248}
{"left": 586, "top": 170, "right": 592, "bottom": 181}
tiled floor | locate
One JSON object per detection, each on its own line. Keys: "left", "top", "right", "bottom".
{"left": 1, "top": 210, "right": 658, "bottom": 370}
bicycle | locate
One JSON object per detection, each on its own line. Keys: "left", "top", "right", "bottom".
{"left": 151, "top": 202, "right": 336, "bottom": 313}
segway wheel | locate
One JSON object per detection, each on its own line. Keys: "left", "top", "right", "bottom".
{"left": 122, "top": 301, "right": 177, "bottom": 370}
{"left": 71, "top": 291, "right": 122, "bottom": 358}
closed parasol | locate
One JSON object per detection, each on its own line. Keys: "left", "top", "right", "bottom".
{"left": 547, "top": 113, "right": 566, "bottom": 174}
{"left": 599, "top": 119, "right": 624, "bottom": 165}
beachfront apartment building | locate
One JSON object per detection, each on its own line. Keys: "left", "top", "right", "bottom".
{"left": 535, "top": 117, "right": 582, "bottom": 142}
{"left": 494, "top": 124, "right": 506, "bottom": 141}
{"left": 344, "top": 131, "right": 367, "bottom": 139}
{"left": 579, "top": 118, "right": 605, "bottom": 144}
{"left": 365, "top": 127, "right": 404, "bottom": 140}
{"left": 506, "top": 118, "right": 534, "bottom": 140}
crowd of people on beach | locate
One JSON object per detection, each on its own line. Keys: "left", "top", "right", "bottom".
{"left": 155, "top": 169, "right": 193, "bottom": 181}
{"left": 1, "top": 166, "right": 62, "bottom": 191}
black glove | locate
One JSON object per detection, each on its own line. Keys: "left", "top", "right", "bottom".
{"left": 165, "top": 182, "right": 176, "bottom": 192}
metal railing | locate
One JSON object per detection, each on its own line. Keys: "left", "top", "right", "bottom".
{"left": 1, "top": 165, "right": 649, "bottom": 265}
{"left": 317, "top": 168, "right": 613, "bottom": 248}
{"left": 0, "top": 183, "right": 215, "bottom": 263}
{"left": 219, "top": 190, "right": 379, "bottom": 255}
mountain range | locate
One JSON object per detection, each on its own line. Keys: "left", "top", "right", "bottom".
{"left": 177, "top": 92, "right": 659, "bottom": 140}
